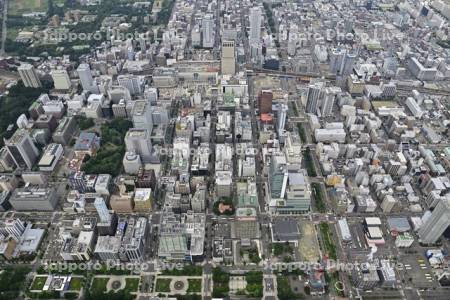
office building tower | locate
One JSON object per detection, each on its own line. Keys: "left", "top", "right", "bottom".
{"left": 380, "top": 82, "right": 397, "bottom": 98}
{"left": 53, "top": 116, "right": 77, "bottom": 145}
{"left": 341, "top": 51, "right": 357, "bottom": 76}
{"left": 330, "top": 49, "right": 345, "bottom": 74}
{"left": 249, "top": 7, "right": 262, "bottom": 44}
{"left": 94, "top": 236, "right": 121, "bottom": 260}
{"left": 144, "top": 87, "right": 158, "bottom": 104}
{"left": 0, "top": 147, "right": 15, "bottom": 172}
{"left": 0, "top": 219, "right": 26, "bottom": 240}
{"left": 9, "top": 186, "right": 58, "bottom": 211}
{"left": 5, "top": 129, "right": 40, "bottom": 170}
{"left": 221, "top": 40, "right": 236, "bottom": 75}
{"left": 407, "top": 57, "right": 437, "bottom": 81}
{"left": 123, "top": 152, "right": 142, "bottom": 174}
{"left": 418, "top": 199, "right": 450, "bottom": 244}
{"left": 269, "top": 154, "right": 288, "bottom": 199}
{"left": 94, "top": 198, "right": 111, "bottom": 224}
{"left": 118, "top": 74, "right": 143, "bottom": 95}
{"left": 134, "top": 188, "right": 152, "bottom": 212}
{"left": 279, "top": 171, "right": 312, "bottom": 214}
{"left": 132, "top": 100, "right": 153, "bottom": 132}
{"left": 277, "top": 103, "right": 288, "bottom": 135}
{"left": 77, "top": 63, "right": 94, "bottom": 91}
{"left": 18, "top": 64, "right": 42, "bottom": 88}
{"left": 191, "top": 184, "right": 206, "bottom": 212}
{"left": 119, "top": 217, "right": 147, "bottom": 262}
{"left": 321, "top": 87, "right": 341, "bottom": 116}
{"left": 60, "top": 230, "right": 95, "bottom": 261}
{"left": 216, "top": 171, "right": 233, "bottom": 197}
{"left": 51, "top": 69, "right": 72, "bottom": 90}
{"left": 202, "top": 14, "right": 214, "bottom": 48}
{"left": 305, "top": 82, "right": 325, "bottom": 114}
{"left": 108, "top": 86, "right": 132, "bottom": 103}
{"left": 330, "top": 48, "right": 357, "bottom": 76}
{"left": 258, "top": 90, "right": 273, "bottom": 114}
{"left": 125, "top": 129, "right": 154, "bottom": 164}
{"left": 151, "top": 106, "right": 169, "bottom": 125}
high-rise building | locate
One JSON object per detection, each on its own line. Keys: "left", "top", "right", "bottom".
{"left": 18, "top": 64, "right": 42, "bottom": 88}
{"left": 258, "top": 90, "right": 273, "bottom": 114}
{"left": 277, "top": 104, "right": 288, "bottom": 136}
{"left": 122, "top": 152, "right": 142, "bottom": 174}
{"left": 191, "top": 184, "right": 206, "bottom": 212}
{"left": 125, "top": 129, "right": 154, "bottom": 163}
{"left": 119, "top": 217, "right": 148, "bottom": 262}
{"left": 221, "top": 40, "right": 236, "bottom": 75}
{"left": 329, "top": 48, "right": 345, "bottom": 74}
{"left": 134, "top": 188, "right": 152, "bottom": 212}
{"left": 0, "top": 147, "right": 15, "bottom": 172}
{"left": 216, "top": 171, "right": 233, "bottom": 197}
{"left": 269, "top": 154, "right": 288, "bottom": 199}
{"left": 321, "top": 87, "right": 341, "bottom": 117}
{"left": 144, "top": 87, "right": 158, "bottom": 104}
{"left": 94, "top": 236, "right": 121, "bottom": 261}
{"left": 202, "top": 14, "right": 214, "bottom": 48}
{"left": 132, "top": 100, "right": 153, "bottom": 132}
{"left": 51, "top": 69, "right": 72, "bottom": 90}
{"left": 108, "top": 86, "right": 132, "bottom": 102}
{"left": 9, "top": 186, "right": 58, "bottom": 211}
{"left": 5, "top": 129, "right": 40, "bottom": 170}
{"left": 341, "top": 51, "right": 357, "bottom": 76}
{"left": 0, "top": 219, "right": 26, "bottom": 240}
{"left": 77, "top": 63, "right": 95, "bottom": 91}
{"left": 118, "top": 75, "right": 143, "bottom": 95}
{"left": 94, "top": 198, "right": 111, "bottom": 223}
{"left": 329, "top": 48, "right": 357, "bottom": 76}
{"left": 249, "top": 7, "right": 262, "bottom": 44}
{"left": 418, "top": 199, "right": 450, "bottom": 244}
{"left": 305, "top": 82, "right": 325, "bottom": 114}
{"left": 53, "top": 116, "right": 77, "bottom": 145}
{"left": 279, "top": 171, "right": 312, "bottom": 214}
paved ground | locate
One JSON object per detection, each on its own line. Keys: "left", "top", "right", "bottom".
{"left": 229, "top": 275, "right": 246, "bottom": 293}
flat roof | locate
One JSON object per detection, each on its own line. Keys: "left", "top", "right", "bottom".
{"left": 271, "top": 218, "right": 300, "bottom": 242}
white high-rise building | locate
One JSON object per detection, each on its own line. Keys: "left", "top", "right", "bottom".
{"left": 18, "top": 64, "right": 42, "bottom": 88}
{"left": 94, "top": 198, "right": 111, "bottom": 223}
{"left": 321, "top": 87, "right": 341, "bottom": 117}
{"left": 0, "top": 219, "right": 26, "bottom": 240}
{"left": 329, "top": 48, "right": 357, "bottom": 76}
{"left": 277, "top": 103, "right": 288, "bottom": 136}
{"left": 144, "top": 87, "right": 158, "bottom": 104}
{"left": 269, "top": 154, "right": 288, "bottom": 199}
{"left": 118, "top": 75, "right": 143, "bottom": 95}
{"left": 202, "top": 14, "right": 214, "bottom": 48}
{"left": 5, "top": 129, "right": 40, "bottom": 170}
{"left": 51, "top": 69, "right": 72, "bottom": 90}
{"left": 77, "top": 63, "right": 94, "bottom": 91}
{"left": 249, "top": 7, "right": 262, "bottom": 44}
{"left": 132, "top": 100, "right": 153, "bottom": 132}
{"left": 418, "top": 199, "right": 450, "bottom": 244}
{"left": 123, "top": 152, "right": 142, "bottom": 175}
{"left": 125, "top": 129, "right": 154, "bottom": 163}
